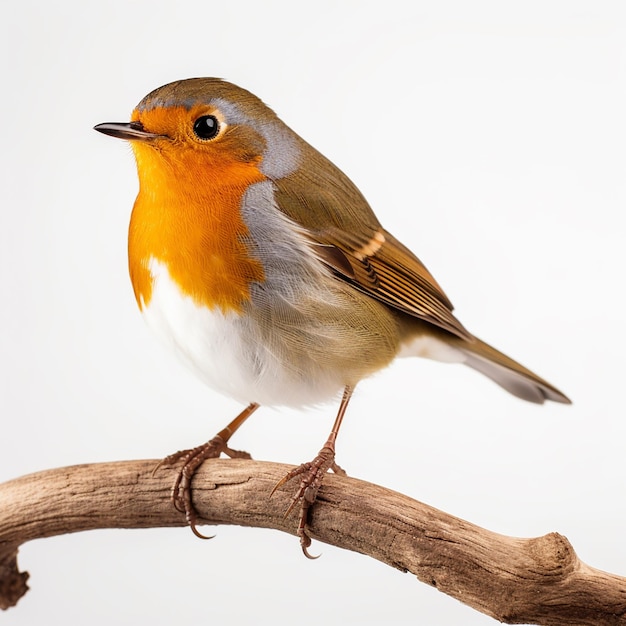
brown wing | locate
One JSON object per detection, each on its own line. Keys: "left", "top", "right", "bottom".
{"left": 268, "top": 136, "right": 571, "bottom": 404}
{"left": 271, "top": 142, "right": 470, "bottom": 340}
{"left": 313, "top": 227, "right": 471, "bottom": 340}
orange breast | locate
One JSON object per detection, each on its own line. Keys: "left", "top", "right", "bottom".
{"left": 128, "top": 141, "right": 266, "bottom": 313}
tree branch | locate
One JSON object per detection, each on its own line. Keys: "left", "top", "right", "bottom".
{"left": 1, "top": 459, "right": 625, "bottom": 624}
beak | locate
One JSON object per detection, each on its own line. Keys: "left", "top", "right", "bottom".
{"left": 93, "top": 121, "right": 163, "bottom": 141}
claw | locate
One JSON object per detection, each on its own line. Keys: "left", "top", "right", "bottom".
{"left": 301, "top": 542, "right": 321, "bottom": 560}
{"left": 154, "top": 403, "right": 260, "bottom": 539}
{"left": 298, "top": 502, "right": 320, "bottom": 559}
{"left": 269, "top": 477, "right": 286, "bottom": 498}
{"left": 283, "top": 491, "right": 301, "bottom": 519}
{"left": 189, "top": 521, "right": 215, "bottom": 540}
{"left": 151, "top": 459, "right": 164, "bottom": 478}
{"left": 172, "top": 495, "right": 186, "bottom": 514}
{"left": 152, "top": 448, "right": 187, "bottom": 478}
{"left": 270, "top": 445, "right": 342, "bottom": 557}
{"left": 158, "top": 435, "right": 250, "bottom": 538}
{"left": 270, "top": 462, "right": 311, "bottom": 498}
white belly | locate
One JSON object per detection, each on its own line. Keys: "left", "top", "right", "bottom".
{"left": 141, "top": 259, "right": 352, "bottom": 407}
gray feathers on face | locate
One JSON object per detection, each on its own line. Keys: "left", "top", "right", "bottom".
{"left": 136, "top": 78, "right": 301, "bottom": 179}
{"left": 207, "top": 98, "right": 301, "bottom": 179}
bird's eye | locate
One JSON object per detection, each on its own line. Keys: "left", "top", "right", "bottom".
{"left": 193, "top": 115, "right": 220, "bottom": 140}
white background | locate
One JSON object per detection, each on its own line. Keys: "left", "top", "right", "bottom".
{"left": 2, "top": 1, "right": 625, "bottom": 624}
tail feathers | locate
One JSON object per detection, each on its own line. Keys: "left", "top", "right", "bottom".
{"left": 458, "top": 337, "right": 571, "bottom": 405}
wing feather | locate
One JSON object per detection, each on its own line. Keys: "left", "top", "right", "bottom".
{"left": 271, "top": 143, "right": 470, "bottom": 339}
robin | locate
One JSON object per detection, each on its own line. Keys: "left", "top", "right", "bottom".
{"left": 95, "top": 78, "right": 570, "bottom": 557}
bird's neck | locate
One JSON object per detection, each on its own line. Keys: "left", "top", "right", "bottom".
{"left": 128, "top": 152, "right": 266, "bottom": 314}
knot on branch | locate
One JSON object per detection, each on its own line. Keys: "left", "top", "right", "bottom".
{"left": 526, "top": 532, "right": 578, "bottom": 578}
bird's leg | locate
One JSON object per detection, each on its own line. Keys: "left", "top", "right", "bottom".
{"left": 155, "top": 402, "right": 259, "bottom": 538}
{"left": 271, "top": 386, "right": 354, "bottom": 558}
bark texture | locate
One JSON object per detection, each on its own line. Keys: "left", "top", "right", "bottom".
{"left": 1, "top": 459, "right": 625, "bottom": 624}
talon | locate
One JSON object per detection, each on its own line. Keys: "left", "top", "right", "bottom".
{"left": 172, "top": 495, "right": 186, "bottom": 514}
{"left": 152, "top": 448, "right": 189, "bottom": 477}
{"left": 301, "top": 543, "right": 321, "bottom": 560}
{"left": 298, "top": 500, "right": 320, "bottom": 559}
{"left": 269, "top": 478, "right": 287, "bottom": 498}
{"left": 190, "top": 522, "right": 215, "bottom": 540}
{"left": 283, "top": 494, "right": 300, "bottom": 519}
{"left": 157, "top": 402, "right": 260, "bottom": 540}
{"left": 151, "top": 459, "right": 164, "bottom": 478}
{"left": 162, "top": 438, "right": 226, "bottom": 535}
{"left": 270, "top": 462, "right": 312, "bottom": 497}
{"left": 273, "top": 444, "right": 342, "bottom": 558}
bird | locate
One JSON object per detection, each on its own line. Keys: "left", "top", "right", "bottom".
{"left": 94, "top": 77, "right": 570, "bottom": 557}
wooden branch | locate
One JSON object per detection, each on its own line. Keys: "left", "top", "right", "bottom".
{"left": 1, "top": 459, "right": 625, "bottom": 624}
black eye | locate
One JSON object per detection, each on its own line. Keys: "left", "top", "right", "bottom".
{"left": 193, "top": 115, "right": 220, "bottom": 140}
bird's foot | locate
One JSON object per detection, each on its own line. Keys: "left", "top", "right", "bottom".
{"left": 155, "top": 435, "right": 251, "bottom": 538}
{"left": 271, "top": 445, "right": 346, "bottom": 558}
